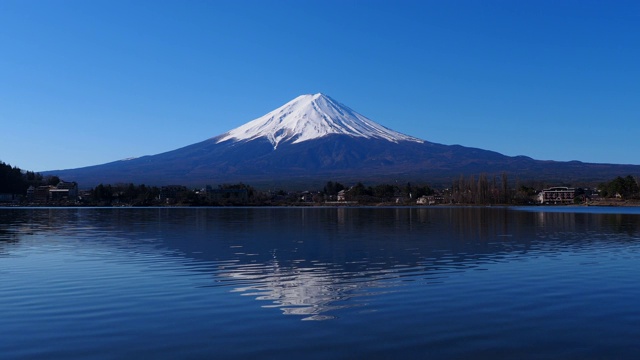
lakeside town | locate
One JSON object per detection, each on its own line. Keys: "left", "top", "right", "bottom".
{"left": 2, "top": 159, "right": 638, "bottom": 207}
{"left": 1, "top": 174, "right": 638, "bottom": 207}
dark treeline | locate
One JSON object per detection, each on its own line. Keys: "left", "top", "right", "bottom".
{"left": 329, "top": 181, "right": 434, "bottom": 203}
{"left": 0, "top": 161, "right": 48, "bottom": 194}
{"left": 89, "top": 183, "right": 267, "bottom": 206}
{"left": 91, "top": 184, "right": 161, "bottom": 206}
{"left": 449, "top": 172, "right": 539, "bottom": 205}
{"left": 599, "top": 175, "right": 640, "bottom": 199}
{"left": 1, "top": 161, "right": 639, "bottom": 205}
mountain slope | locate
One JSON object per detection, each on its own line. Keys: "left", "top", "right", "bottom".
{"left": 45, "top": 94, "right": 640, "bottom": 188}
{"left": 216, "top": 93, "right": 422, "bottom": 148}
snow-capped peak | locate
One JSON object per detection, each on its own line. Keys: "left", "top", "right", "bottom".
{"left": 216, "top": 93, "right": 423, "bottom": 149}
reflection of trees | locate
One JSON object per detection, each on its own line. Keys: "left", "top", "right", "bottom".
{"left": 532, "top": 210, "right": 640, "bottom": 243}
{"left": 1, "top": 207, "right": 639, "bottom": 318}
{"left": 199, "top": 207, "right": 640, "bottom": 320}
{"left": 0, "top": 228, "right": 20, "bottom": 254}
{"left": 0, "top": 209, "right": 39, "bottom": 254}
{"left": 600, "top": 214, "right": 640, "bottom": 237}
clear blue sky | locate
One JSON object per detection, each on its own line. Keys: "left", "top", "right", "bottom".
{"left": 1, "top": 0, "right": 638, "bottom": 171}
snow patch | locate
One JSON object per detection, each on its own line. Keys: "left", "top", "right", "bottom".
{"left": 216, "top": 93, "right": 423, "bottom": 149}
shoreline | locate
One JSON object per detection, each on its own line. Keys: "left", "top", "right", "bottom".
{"left": 2, "top": 201, "right": 640, "bottom": 209}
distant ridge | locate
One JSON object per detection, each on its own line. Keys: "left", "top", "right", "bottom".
{"left": 45, "top": 94, "right": 640, "bottom": 188}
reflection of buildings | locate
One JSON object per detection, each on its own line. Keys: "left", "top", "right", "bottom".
{"left": 6, "top": 206, "right": 640, "bottom": 324}
{"left": 535, "top": 211, "right": 577, "bottom": 232}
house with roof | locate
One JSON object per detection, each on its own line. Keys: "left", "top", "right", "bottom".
{"left": 538, "top": 186, "right": 575, "bottom": 204}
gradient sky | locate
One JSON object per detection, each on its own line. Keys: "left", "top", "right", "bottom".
{"left": 1, "top": 0, "right": 639, "bottom": 172}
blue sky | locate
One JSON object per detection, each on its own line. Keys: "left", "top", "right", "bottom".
{"left": 1, "top": 0, "right": 638, "bottom": 171}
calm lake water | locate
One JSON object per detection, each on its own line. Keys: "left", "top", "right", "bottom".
{"left": 1, "top": 206, "right": 640, "bottom": 359}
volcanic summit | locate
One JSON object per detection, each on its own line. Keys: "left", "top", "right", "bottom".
{"left": 46, "top": 94, "right": 640, "bottom": 188}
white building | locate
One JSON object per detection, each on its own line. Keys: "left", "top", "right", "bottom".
{"left": 538, "top": 187, "right": 575, "bottom": 204}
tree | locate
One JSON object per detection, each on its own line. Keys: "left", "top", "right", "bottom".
{"left": 46, "top": 176, "right": 61, "bottom": 186}
{"left": 414, "top": 185, "right": 433, "bottom": 198}
{"left": 477, "top": 173, "right": 489, "bottom": 204}
{"left": 323, "top": 181, "right": 345, "bottom": 196}
{"left": 92, "top": 184, "right": 114, "bottom": 203}
{"left": 599, "top": 175, "right": 640, "bottom": 199}
{"left": 0, "top": 161, "right": 46, "bottom": 195}
{"left": 501, "top": 172, "right": 509, "bottom": 204}
{"left": 372, "top": 184, "right": 396, "bottom": 199}
{"left": 346, "top": 182, "right": 373, "bottom": 201}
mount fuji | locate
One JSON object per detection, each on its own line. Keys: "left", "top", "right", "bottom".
{"left": 47, "top": 93, "right": 639, "bottom": 188}
{"left": 216, "top": 93, "right": 422, "bottom": 148}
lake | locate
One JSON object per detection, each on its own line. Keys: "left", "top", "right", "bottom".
{"left": 1, "top": 206, "right": 640, "bottom": 359}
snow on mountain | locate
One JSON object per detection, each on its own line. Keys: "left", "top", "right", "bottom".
{"left": 216, "top": 93, "right": 423, "bottom": 149}
{"left": 45, "top": 92, "right": 640, "bottom": 188}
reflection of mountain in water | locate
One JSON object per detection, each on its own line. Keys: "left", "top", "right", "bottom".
{"left": 221, "top": 256, "right": 389, "bottom": 321}
{"left": 1, "top": 207, "right": 639, "bottom": 319}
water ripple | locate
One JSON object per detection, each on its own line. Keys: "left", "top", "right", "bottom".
{"left": 2, "top": 207, "right": 640, "bottom": 359}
